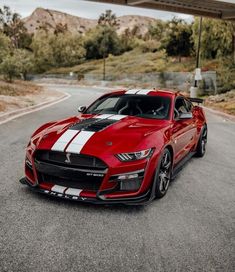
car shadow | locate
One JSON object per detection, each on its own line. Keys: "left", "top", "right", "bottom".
{"left": 24, "top": 187, "right": 147, "bottom": 214}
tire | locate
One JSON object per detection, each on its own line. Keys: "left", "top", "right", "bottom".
{"left": 195, "top": 125, "right": 207, "bottom": 157}
{"left": 154, "top": 148, "right": 172, "bottom": 199}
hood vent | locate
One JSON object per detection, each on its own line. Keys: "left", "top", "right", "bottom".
{"left": 70, "top": 118, "right": 117, "bottom": 132}
{"left": 85, "top": 119, "right": 117, "bottom": 132}
{"left": 70, "top": 118, "right": 97, "bottom": 130}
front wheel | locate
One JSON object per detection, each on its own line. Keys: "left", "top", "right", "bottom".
{"left": 154, "top": 149, "right": 172, "bottom": 199}
{"left": 195, "top": 125, "right": 207, "bottom": 157}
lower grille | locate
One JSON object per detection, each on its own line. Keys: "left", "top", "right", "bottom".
{"left": 39, "top": 174, "right": 102, "bottom": 191}
{"left": 34, "top": 150, "right": 107, "bottom": 191}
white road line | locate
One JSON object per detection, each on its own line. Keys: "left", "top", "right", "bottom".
{"left": 0, "top": 92, "right": 70, "bottom": 126}
{"left": 51, "top": 185, "right": 67, "bottom": 194}
{"left": 65, "top": 188, "right": 82, "bottom": 197}
{"left": 51, "top": 129, "right": 79, "bottom": 152}
{"left": 66, "top": 131, "right": 95, "bottom": 153}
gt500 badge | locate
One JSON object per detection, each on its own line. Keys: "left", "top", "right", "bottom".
{"left": 86, "top": 173, "right": 104, "bottom": 177}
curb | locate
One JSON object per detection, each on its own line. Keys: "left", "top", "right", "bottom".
{"left": 203, "top": 106, "right": 235, "bottom": 122}
{"left": 0, "top": 92, "right": 71, "bottom": 125}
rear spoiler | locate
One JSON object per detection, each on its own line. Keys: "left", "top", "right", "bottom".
{"left": 189, "top": 98, "right": 203, "bottom": 105}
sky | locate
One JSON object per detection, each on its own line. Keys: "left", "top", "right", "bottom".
{"left": 0, "top": 0, "right": 193, "bottom": 21}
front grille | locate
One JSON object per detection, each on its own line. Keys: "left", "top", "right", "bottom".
{"left": 35, "top": 150, "right": 107, "bottom": 170}
{"left": 34, "top": 150, "right": 107, "bottom": 191}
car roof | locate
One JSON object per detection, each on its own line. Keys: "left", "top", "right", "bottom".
{"left": 108, "top": 89, "right": 180, "bottom": 98}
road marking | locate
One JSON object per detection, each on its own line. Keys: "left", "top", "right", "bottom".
{"left": 0, "top": 92, "right": 71, "bottom": 126}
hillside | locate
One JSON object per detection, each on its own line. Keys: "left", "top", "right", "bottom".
{"left": 47, "top": 49, "right": 196, "bottom": 75}
{"left": 23, "top": 7, "right": 156, "bottom": 35}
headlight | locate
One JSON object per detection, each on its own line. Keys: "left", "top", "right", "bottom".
{"left": 115, "top": 148, "right": 153, "bottom": 162}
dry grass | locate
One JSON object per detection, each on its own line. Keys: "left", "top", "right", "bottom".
{"left": 48, "top": 49, "right": 196, "bottom": 76}
{"left": 205, "top": 90, "right": 235, "bottom": 116}
{"left": 47, "top": 48, "right": 232, "bottom": 77}
{"left": 0, "top": 79, "right": 44, "bottom": 114}
{"left": 0, "top": 80, "right": 42, "bottom": 96}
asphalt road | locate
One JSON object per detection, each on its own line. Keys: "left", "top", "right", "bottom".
{"left": 0, "top": 85, "right": 234, "bottom": 272}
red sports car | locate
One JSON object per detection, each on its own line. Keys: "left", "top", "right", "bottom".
{"left": 20, "top": 89, "right": 207, "bottom": 204}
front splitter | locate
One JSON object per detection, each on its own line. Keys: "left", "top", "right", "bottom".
{"left": 19, "top": 177, "right": 152, "bottom": 205}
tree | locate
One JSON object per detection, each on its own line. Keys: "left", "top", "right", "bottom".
{"left": 31, "top": 30, "right": 86, "bottom": 71}
{"left": 31, "top": 30, "right": 54, "bottom": 72}
{"left": 50, "top": 33, "right": 86, "bottom": 67}
{"left": 0, "top": 49, "right": 34, "bottom": 81}
{"left": 85, "top": 26, "right": 121, "bottom": 60}
{"left": 162, "top": 17, "right": 193, "bottom": 62}
{"left": 98, "top": 9, "right": 118, "bottom": 27}
{"left": 149, "top": 20, "right": 166, "bottom": 41}
{"left": 0, "top": 6, "right": 32, "bottom": 49}
{"left": 0, "top": 32, "right": 11, "bottom": 62}
{"left": 84, "top": 25, "right": 121, "bottom": 80}
{"left": 0, "top": 54, "right": 19, "bottom": 82}
{"left": 192, "top": 17, "right": 234, "bottom": 59}
{"left": 15, "top": 49, "right": 34, "bottom": 80}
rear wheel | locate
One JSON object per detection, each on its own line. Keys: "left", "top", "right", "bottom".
{"left": 154, "top": 149, "right": 172, "bottom": 199}
{"left": 195, "top": 125, "right": 207, "bottom": 157}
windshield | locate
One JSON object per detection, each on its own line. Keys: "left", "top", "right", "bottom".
{"left": 85, "top": 94, "right": 171, "bottom": 120}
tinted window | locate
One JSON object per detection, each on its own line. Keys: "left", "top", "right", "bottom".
{"left": 184, "top": 99, "right": 193, "bottom": 112}
{"left": 86, "top": 94, "right": 171, "bottom": 120}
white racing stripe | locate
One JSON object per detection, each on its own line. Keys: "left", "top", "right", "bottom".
{"left": 65, "top": 188, "right": 82, "bottom": 197}
{"left": 125, "top": 89, "right": 139, "bottom": 94}
{"left": 94, "top": 114, "right": 114, "bottom": 119}
{"left": 51, "top": 129, "right": 79, "bottom": 152}
{"left": 108, "top": 115, "right": 127, "bottom": 120}
{"left": 51, "top": 185, "right": 67, "bottom": 194}
{"left": 66, "top": 131, "right": 95, "bottom": 153}
{"left": 137, "top": 89, "right": 151, "bottom": 95}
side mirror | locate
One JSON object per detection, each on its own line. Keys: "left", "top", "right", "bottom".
{"left": 178, "top": 112, "right": 193, "bottom": 119}
{"left": 78, "top": 106, "right": 87, "bottom": 113}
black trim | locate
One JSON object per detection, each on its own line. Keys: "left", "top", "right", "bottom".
{"left": 19, "top": 177, "right": 151, "bottom": 205}
{"left": 172, "top": 151, "right": 196, "bottom": 179}
{"left": 70, "top": 118, "right": 118, "bottom": 132}
{"left": 189, "top": 98, "right": 203, "bottom": 104}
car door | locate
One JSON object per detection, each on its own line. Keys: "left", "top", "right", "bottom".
{"left": 171, "top": 97, "right": 196, "bottom": 164}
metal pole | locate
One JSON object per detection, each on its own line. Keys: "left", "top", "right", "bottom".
{"left": 103, "top": 56, "right": 106, "bottom": 81}
{"left": 194, "top": 16, "right": 202, "bottom": 87}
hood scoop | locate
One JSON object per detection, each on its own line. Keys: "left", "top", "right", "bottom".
{"left": 70, "top": 118, "right": 118, "bottom": 132}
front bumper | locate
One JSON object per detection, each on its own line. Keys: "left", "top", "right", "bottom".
{"left": 20, "top": 177, "right": 152, "bottom": 205}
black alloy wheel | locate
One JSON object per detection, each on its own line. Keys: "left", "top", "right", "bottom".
{"left": 155, "top": 149, "right": 172, "bottom": 199}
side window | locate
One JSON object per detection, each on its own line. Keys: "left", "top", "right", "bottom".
{"left": 174, "top": 97, "right": 188, "bottom": 118}
{"left": 96, "top": 97, "right": 119, "bottom": 111}
{"left": 184, "top": 99, "right": 193, "bottom": 112}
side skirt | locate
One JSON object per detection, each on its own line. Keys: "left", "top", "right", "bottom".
{"left": 171, "top": 151, "right": 196, "bottom": 180}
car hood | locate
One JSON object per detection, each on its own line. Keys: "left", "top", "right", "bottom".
{"left": 34, "top": 114, "right": 169, "bottom": 157}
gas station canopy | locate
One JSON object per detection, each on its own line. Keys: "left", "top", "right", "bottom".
{"left": 87, "top": 0, "right": 235, "bottom": 21}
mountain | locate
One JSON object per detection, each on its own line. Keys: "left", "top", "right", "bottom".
{"left": 23, "top": 8, "right": 157, "bottom": 36}
{"left": 23, "top": 8, "right": 97, "bottom": 35}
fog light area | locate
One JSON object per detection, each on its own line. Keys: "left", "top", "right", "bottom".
{"left": 109, "top": 169, "right": 145, "bottom": 191}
